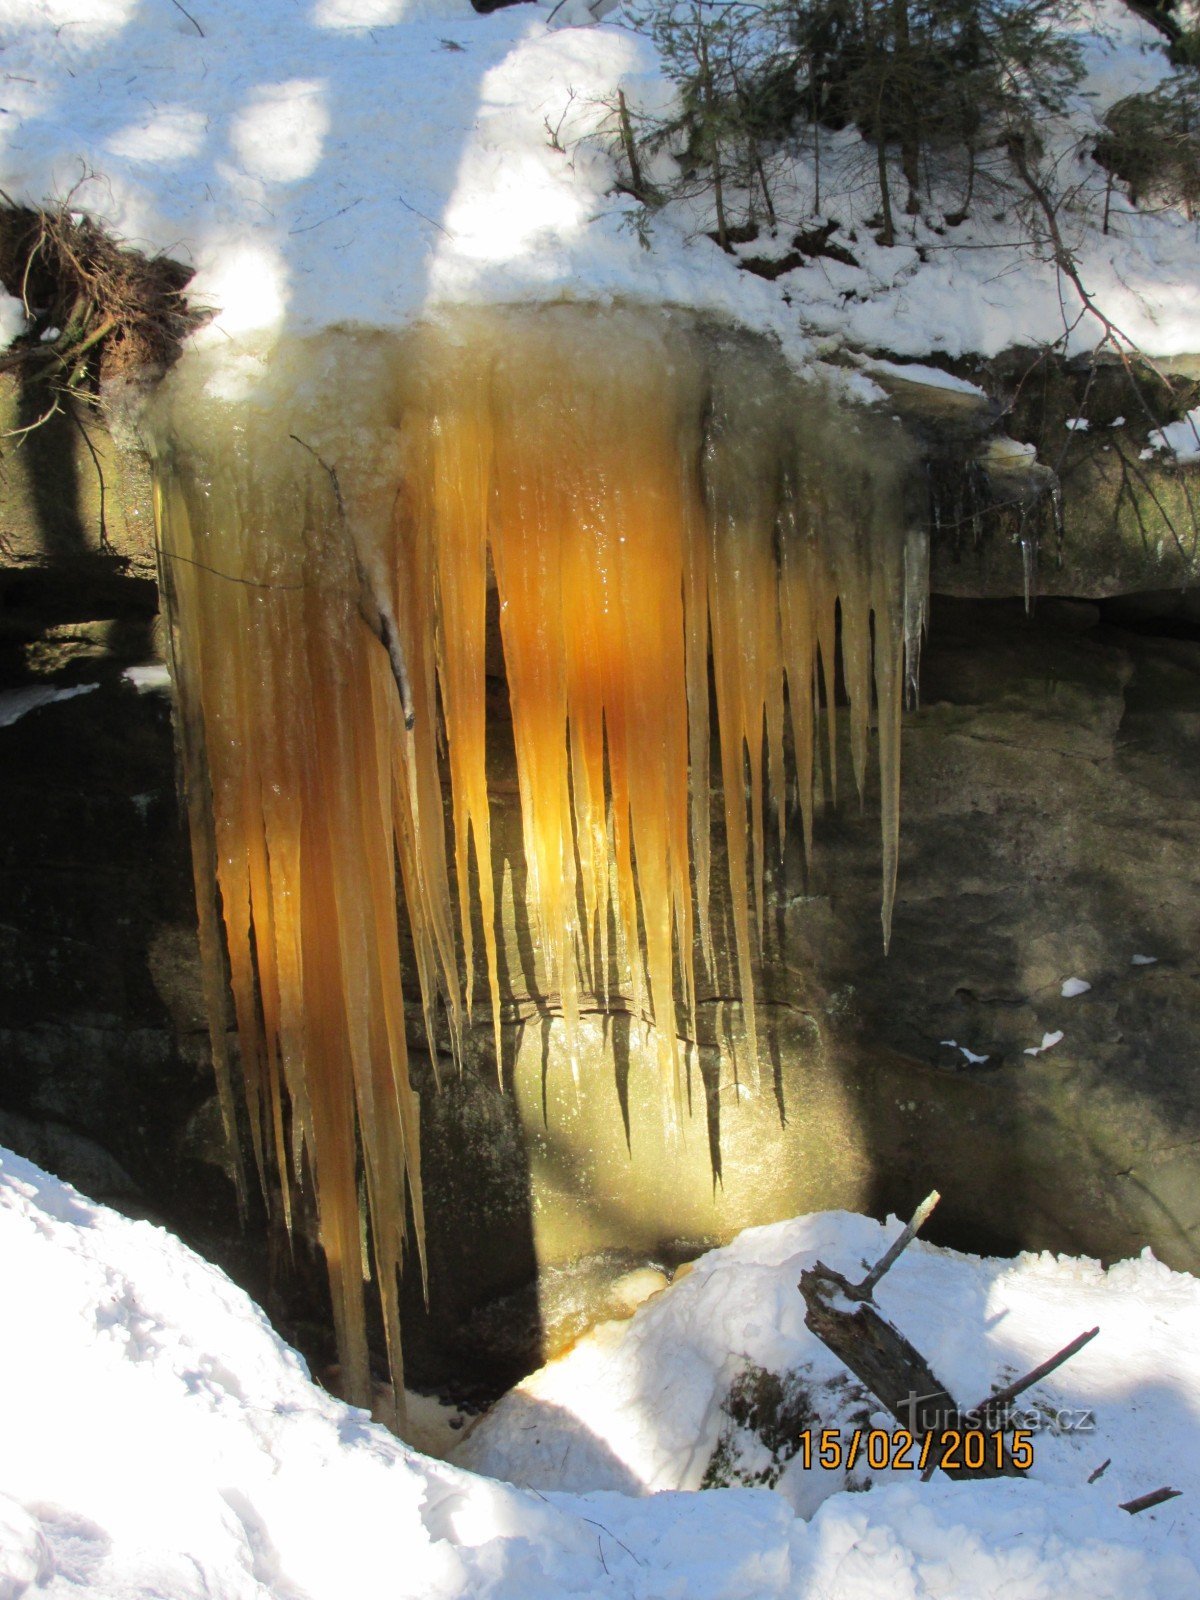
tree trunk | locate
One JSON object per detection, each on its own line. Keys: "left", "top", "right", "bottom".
{"left": 892, "top": 0, "right": 921, "bottom": 213}
{"left": 698, "top": 22, "right": 730, "bottom": 250}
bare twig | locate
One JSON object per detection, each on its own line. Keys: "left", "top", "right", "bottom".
{"left": 289, "top": 432, "right": 416, "bottom": 730}
{"left": 289, "top": 433, "right": 345, "bottom": 516}
{"left": 969, "top": 1326, "right": 1099, "bottom": 1419}
{"left": 68, "top": 402, "right": 109, "bottom": 548}
{"left": 544, "top": 89, "right": 578, "bottom": 156}
{"left": 849, "top": 1190, "right": 940, "bottom": 1302}
{"left": 169, "top": 0, "right": 205, "bottom": 36}
{"left": 160, "top": 549, "right": 307, "bottom": 592}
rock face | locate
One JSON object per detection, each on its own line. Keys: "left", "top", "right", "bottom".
{"left": 1, "top": 364, "right": 1199, "bottom": 1389}
{"left": 871, "top": 349, "right": 1200, "bottom": 600}
{"left": 400, "top": 594, "right": 1200, "bottom": 1385}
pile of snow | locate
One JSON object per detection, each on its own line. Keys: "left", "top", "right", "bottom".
{"left": 1145, "top": 405, "right": 1200, "bottom": 463}
{"left": 2, "top": 1144, "right": 1199, "bottom": 1599}
{"left": 456, "top": 1211, "right": 1200, "bottom": 1527}
{"left": 0, "top": 0, "right": 1198, "bottom": 370}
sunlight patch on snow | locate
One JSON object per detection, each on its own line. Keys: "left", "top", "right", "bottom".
{"left": 106, "top": 106, "right": 209, "bottom": 166}
{"left": 312, "top": 0, "right": 455, "bottom": 24}
{"left": 440, "top": 150, "right": 590, "bottom": 266}
{"left": 1070, "top": 0, "right": 1174, "bottom": 109}
{"left": 190, "top": 240, "right": 288, "bottom": 348}
{"left": 426, "top": 25, "right": 644, "bottom": 297}
{"left": 0, "top": 0, "right": 136, "bottom": 37}
{"left": 230, "top": 80, "right": 330, "bottom": 184}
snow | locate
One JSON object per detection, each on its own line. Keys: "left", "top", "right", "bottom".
{"left": 4, "top": 1144, "right": 1199, "bottom": 1599}
{"left": 121, "top": 663, "right": 171, "bottom": 694}
{"left": 1061, "top": 978, "right": 1092, "bottom": 997}
{"left": 0, "top": 294, "right": 25, "bottom": 350}
{"left": 855, "top": 357, "right": 989, "bottom": 397}
{"left": 0, "top": 1496, "right": 51, "bottom": 1600}
{"left": 0, "top": 0, "right": 1197, "bottom": 374}
{"left": 940, "top": 1039, "right": 991, "bottom": 1065}
{"left": 0, "top": 683, "right": 98, "bottom": 728}
{"left": 0, "top": 0, "right": 806, "bottom": 369}
{"left": 1024, "top": 1029, "right": 1066, "bottom": 1056}
{"left": 1146, "top": 406, "right": 1200, "bottom": 463}
{"left": 1131, "top": 953, "right": 1159, "bottom": 965}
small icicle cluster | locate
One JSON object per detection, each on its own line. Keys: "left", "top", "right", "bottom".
{"left": 149, "top": 305, "right": 928, "bottom": 1420}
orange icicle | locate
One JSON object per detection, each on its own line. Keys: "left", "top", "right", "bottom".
{"left": 150, "top": 305, "right": 925, "bottom": 1421}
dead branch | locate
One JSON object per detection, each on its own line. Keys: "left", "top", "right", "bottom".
{"left": 169, "top": 0, "right": 205, "bottom": 36}
{"left": 1120, "top": 1486, "right": 1182, "bottom": 1515}
{"left": 1004, "top": 134, "right": 1200, "bottom": 577}
{"left": 850, "top": 1190, "right": 940, "bottom": 1301}
{"left": 969, "top": 1326, "right": 1099, "bottom": 1420}
{"left": 1005, "top": 133, "right": 1138, "bottom": 360}
{"left": 798, "top": 1197, "right": 1101, "bottom": 1486}
{"left": 616, "top": 90, "right": 649, "bottom": 203}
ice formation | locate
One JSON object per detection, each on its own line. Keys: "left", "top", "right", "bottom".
{"left": 148, "top": 304, "right": 927, "bottom": 1416}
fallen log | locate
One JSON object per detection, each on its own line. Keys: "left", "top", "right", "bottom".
{"left": 798, "top": 1257, "right": 1020, "bottom": 1480}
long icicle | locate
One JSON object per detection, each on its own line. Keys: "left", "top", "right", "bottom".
{"left": 149, "top": 305, "right": 926, "bottom": 1426}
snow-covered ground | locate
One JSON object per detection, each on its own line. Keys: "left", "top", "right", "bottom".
{"left": 3, "top": 1143, "right": 1199, "bottom": 1600}
{"left": 0, "top": 0, "right": 1197, "bottom": 370}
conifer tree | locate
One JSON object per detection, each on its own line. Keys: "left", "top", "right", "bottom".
{"left": 622, "top": 0, "right": 1085, "bottom": 242}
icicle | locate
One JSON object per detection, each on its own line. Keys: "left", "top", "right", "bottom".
{"left": 1049, "top": 480, "right": 1065, "bottom": 567}
{"left": 903, "top": 527, "right": 930, "bottom": 708}
{"left": 147, "top": 304, "right": 926, "bottom": 1423}
{"left": 1018, "top": 508, "right": 1038, "bottom": 615}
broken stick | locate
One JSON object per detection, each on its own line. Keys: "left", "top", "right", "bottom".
{"left": 1120, "top": 1487, "right": 1182, "bottom": 1515}
{"left": 850, "top": 1190, "right": 941, "bottom": 1301}
{"left": 967, "top": 1326, "right": 1100, "bottom": 1427}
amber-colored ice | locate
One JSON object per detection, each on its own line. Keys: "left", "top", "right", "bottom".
{"left": 148, "top": 305, "right": 924, "bottom": 1417}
